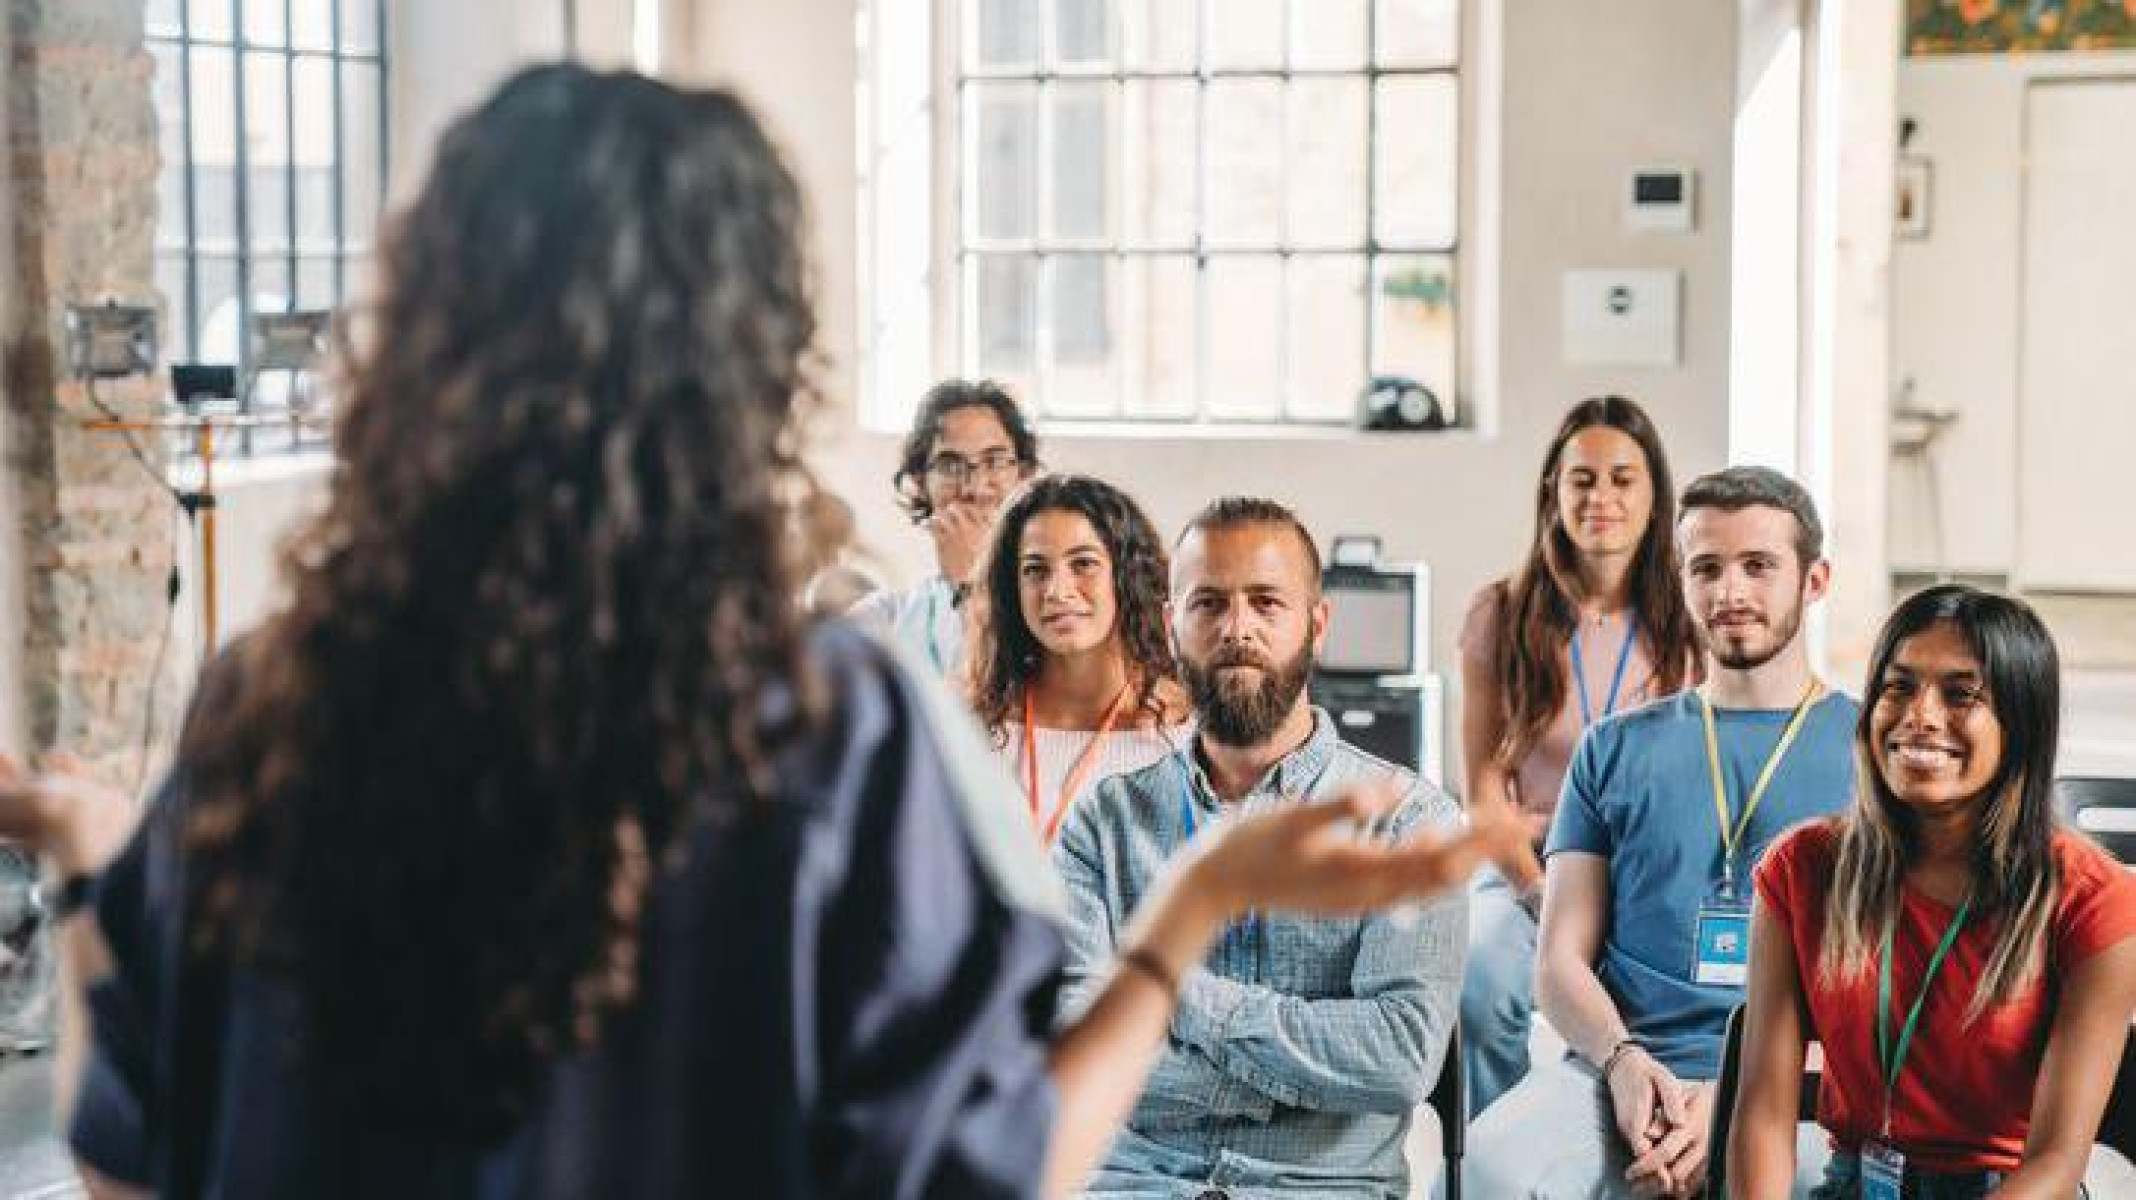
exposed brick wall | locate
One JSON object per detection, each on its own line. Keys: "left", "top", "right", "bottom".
{"left": 1, "top": 0, "right": 171, "bottom": 1042}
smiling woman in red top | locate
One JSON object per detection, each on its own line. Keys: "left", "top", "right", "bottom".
{"left": 1731, "top": 584, "right": 2136, "bottom": 1199}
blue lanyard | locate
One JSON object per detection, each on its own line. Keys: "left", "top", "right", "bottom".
{"left": 1570, "top": 613, "right": 1638, "bottom": 728}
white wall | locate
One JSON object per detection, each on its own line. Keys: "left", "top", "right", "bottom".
{"left": 690, "top": 0, "right": 1741, "bottom": 706}
{"left": 1890, "top": 50, "right": 2136, "bottom": 579}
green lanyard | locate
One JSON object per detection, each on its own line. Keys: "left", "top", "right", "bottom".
{"left": 1874, "top": 895, "right": 1973, "bottom": 1137}
{"left": 1697, "top": 679, "right": 1822, "bottom": 891}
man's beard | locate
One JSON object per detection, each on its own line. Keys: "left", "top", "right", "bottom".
{"left": 1181, "top": 643, "right": 1315, "bottom": 748}
{"left": 1705, "top": 587, "right": 1807, "bottom": 671}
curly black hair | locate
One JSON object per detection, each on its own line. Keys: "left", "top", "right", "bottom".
{"left": 891, "top": 378, "right": 1039, "bottom": 523}
{"left": 173, "top": 65, "right": 827, "bottom": 1136}
{"left": 964, "top": 474, "right": 1175, "bottom": 743}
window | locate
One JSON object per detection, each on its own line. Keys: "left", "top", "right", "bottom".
{"left": 147, "top": 0, "right": 388, "bottom": 451}
{"left": 865, "top": 0, "right": 1461, "bottom": 428}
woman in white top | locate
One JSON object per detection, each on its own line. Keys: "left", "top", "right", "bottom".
{"left": 964, "top": 474, "right": 1192, "bottom": 846}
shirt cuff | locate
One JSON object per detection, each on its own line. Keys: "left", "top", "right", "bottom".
{"left": 1172, "top": 967, "right": 1251, "bottom": 1051}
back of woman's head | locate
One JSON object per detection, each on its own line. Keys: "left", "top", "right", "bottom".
{"left": 965, "top": 474, "right": 1173, "bottom": 740}
{"left": 1492, "top": 396, "right": 1695, "bottom": 766}
{"left": 177, "top": 64, "right": 823, "bottom": 1136}
{"left": 1825, "top": 584, "right": 2063, "bottom": 1014}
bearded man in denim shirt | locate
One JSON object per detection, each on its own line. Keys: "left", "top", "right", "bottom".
{"left": 1054, "top": 497, "right": 1466, "bottom": 1200}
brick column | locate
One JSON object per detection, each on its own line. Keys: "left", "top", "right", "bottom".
{"left": 1, "top": 0, "right": 171, "bottom": 1044}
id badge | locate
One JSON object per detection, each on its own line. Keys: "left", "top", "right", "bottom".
{"left": 1860, "top": 1140, "right": 1904, "bottom": 1200}
{"left": 1692, "top": 885, "right": 1751, "bottom": 987}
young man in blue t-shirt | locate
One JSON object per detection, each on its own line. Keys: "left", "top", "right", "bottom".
{"left": 1467, "top": 466, "right": 1855, "bottom": 1199}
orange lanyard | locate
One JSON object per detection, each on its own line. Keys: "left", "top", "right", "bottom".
{"left": 1024, "top": 682, "right": 1132, "bottom": 846}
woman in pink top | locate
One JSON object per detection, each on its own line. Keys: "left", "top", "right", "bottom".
{"left": 964, "top": 474, "right": 1192, "bottom": 850}
{"left": 1457, "top": 396, "right": 1701, "bottom": 1115}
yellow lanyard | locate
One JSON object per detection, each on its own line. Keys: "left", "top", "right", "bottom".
{"left": 1698, "top": 678, "right": 1822, "bottom": 889}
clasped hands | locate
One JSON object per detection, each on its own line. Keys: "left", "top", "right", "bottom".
{"left": 1608, "top": 1045, "right": 1717, "bottom": 1199}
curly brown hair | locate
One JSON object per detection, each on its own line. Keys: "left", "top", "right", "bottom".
{"left": 173, "top": 65, "right": 827, "bottom": 1135}
{"left": 964, "top": 474, "right": 1175, "bottom": 743}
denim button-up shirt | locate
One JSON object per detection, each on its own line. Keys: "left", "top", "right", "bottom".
{"left": 1053, "top": 709, "right": 1466, "bottom": 1199}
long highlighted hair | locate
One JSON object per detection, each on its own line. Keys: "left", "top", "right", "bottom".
{"left": 1820, "top": 585, "right": 2063, "bottom": 1018}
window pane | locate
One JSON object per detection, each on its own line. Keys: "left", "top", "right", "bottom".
{"left": 291, "top": 0, "right": 334, "bottom": 50}
{"left": 156, "top": 253, "right": 192, "bottom": 362}
{"left": 1203, "top": 255, "right": 1282, "bottom": 419}
{"left": 194, "top": 0, "right": 235, "bottom": 41}
{"left": 342, "top": 61, "right": 383, "bottom": 249}
{"left": 1375, "top": 0, "right": 1459, "bottom": 67}
{"left": 243, "top": 0, "right": 286, "bottom": 46}
{"left": 197, "top": 256, "right": 241, "bottom": 366}
{"left": 1287, "top": 254, "right": 1366, "bottom": 420}
{"left": 1203, "top": 79, "right": 1282, "bottom": 247}
{"left": 1054, "top": 0, "right": 1110, "bottom": 65}
{"left": 251, "top": 258, "right": 292, "bottom": 316}
{"left": 189, "top": 49, "right": 239, "bottom": 251}
{"left": 966, "top": 82, "right": 1037, "bottom": 242}
{"left": 1119, "top": 255, "right": 1198, "bottom": 418}
{"left": 1372, "top": 253, "right": 1456, "bottom": 420}
{"left": 1045, "top": 255, "right": 1116, "bottom": 417}
{"left": 1373, "top": 74, "right": 1456, "bottom": 247}
{"left": 292, "top": 56, "right": 336, "bottom": 252}
{"left": 146, "top": 0, "right": 182, "bottom": 37}
{"left": 1120, "top": 80, "right": 1195, "bottom": 248}
{"left": 1292, "top": 0, "right": 1367, "bottom": 69}
{"left": 339, "top": 0, "right": 381, "bottom": 53}
{"left": 1286, "top": 78, "right": 1365, "bottom": 248}
{"left": 1120, "top": 0, "right": 1195, "bottom": 70}
{"left": 973, "top": 0, "right": 1040, "bottom": 67}
{"left": 296, "top": 255, "right": 338, "bottom": 309}
{"left": 970, "top": 254, "right": 1038, "bottom": 390}
{"left": 1047, "top": 83, "right": 1109, "bottom": 241}
{"left": 244, "top": 50, "right": 291, "bottom": 254}
{"left": 151, "top": 44, "right": 189, "bottom": 252}
{"left": 1206, "top": 0, "right": 1281, "bottom": 69}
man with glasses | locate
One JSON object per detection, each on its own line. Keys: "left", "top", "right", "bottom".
{"left": 851, "top": 379, "right": 1040, "bottom": 676}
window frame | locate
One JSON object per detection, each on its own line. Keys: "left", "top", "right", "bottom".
{"left": 147, "top": 0, "right": 390, "bottom": 453}
{"left": 941, "top": 0, "right": 1464, "bottom": 429}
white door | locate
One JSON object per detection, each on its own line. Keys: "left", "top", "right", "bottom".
{"left": 2017, "top": 78, "right": 2136, "bottom": 592}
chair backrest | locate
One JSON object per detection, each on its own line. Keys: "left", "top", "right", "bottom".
{"left": 2055, "top": 777, "right": 2136, "bottom": 864}
{"left": 1709, "top": 1004, "right": 1821, "bottom": 1197}
{"left": 1408, "top": 1024, "right": 1466, "bottom": 1200}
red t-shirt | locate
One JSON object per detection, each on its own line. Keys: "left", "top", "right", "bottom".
{"left": 1755, "top": 819, "right": 2136, "bottom": 1173}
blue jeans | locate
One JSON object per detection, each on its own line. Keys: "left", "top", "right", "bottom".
{"left": 1458, "top": 867, "right": 1537, "bottom": 1117}
{"left": 1812, "top": 1152, "right": 2087, "bottom": 1199}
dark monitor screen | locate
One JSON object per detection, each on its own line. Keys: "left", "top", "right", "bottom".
{"left": 1321, "top": 569, "right": 1416, "bottom": 675}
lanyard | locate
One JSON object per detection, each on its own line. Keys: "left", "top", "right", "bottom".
{"left": 1698, "top": 679, "right": 1822, "bottom": 889}
{"left": 1023, "top": 682, "right": 1131, "bottom": 846}
{"left": 1570, "top": 613, "right": 1639, "bottom": 728}
{"left": 1875, "top": 895, "right": 1973, "bottom": 1136}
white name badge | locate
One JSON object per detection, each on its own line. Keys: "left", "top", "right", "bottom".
{"left": 1692, "top": 896, "right": 1751, "bottom": 987}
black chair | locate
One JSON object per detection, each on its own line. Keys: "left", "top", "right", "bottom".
{"left": 1412, "top": 1023, "right": 1466, "bottom": 1200}
{"left": 1708, "top": 1005, "right": 1820, "bottom": 1198}
{"left": 2055, "top": 777, "right": 2136, "bottom": 865}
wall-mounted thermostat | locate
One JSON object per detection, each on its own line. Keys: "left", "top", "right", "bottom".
{"left": 1627, "top": 165, "right": 1695, "bottom": 233}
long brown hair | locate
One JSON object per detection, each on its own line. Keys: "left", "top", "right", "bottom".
{"left": 173, "top": 67, "right": 827, "bottom": 1134}
{"left": 964, "top": 474, "right": 1175, "bottom": 743}
{"left": 1490, "top": 397, "right": 1695, "bottom": 768}
{"left": 1821, "top": 585, "right": 2064, "bottom": 1018}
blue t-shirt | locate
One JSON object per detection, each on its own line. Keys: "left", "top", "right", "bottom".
{"left": 1545, "top": 687, "right": 1858, "bottom": 1080}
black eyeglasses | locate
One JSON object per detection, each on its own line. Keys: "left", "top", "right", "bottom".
{"left": 925, "top": 451, "right": 1024, "bottom": 490}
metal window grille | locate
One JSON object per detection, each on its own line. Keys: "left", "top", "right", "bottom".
{"left": 146, "top": 0, "right": 389, "bottom": 454}
{"left": 951, "top": 0, "right": 1460, "bottom": 426}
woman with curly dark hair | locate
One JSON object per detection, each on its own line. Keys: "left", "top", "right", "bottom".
{"left": 963, "top": 475, "right": 1191, "bottom": 847}
{"left": 0, "top": 64, "right": 1538, "bottom": 1200}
